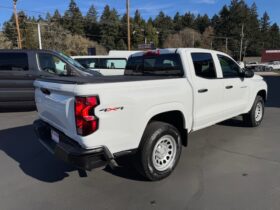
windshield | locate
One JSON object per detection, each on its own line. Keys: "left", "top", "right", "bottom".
{"left": 58, "top": 52, "right": 86, "bottom": 70}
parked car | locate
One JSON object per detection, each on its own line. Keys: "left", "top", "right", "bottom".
{"left": 266, "top": 61, "right": 280, "bottom": 71}
{"left": 72, "top": 51, "right": 140, "bottom": 76}
{"left": 33, "top": 48, "right": 267, "bottom": 181}
{"left": 0, "top": 49, "right": 99, "bottom": 108}
{"left": 245, "top": 61, "right": 259, "bottom": 71}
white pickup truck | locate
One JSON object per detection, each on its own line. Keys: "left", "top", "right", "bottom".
{"left": 33, "top": 48, "right": 268, "bottom": 181}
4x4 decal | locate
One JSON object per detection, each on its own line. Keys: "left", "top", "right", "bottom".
{"left": 99, "top": 107, "right": 124, "bottom": 112}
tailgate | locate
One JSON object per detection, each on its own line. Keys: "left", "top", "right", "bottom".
{"left": 34, "top": 80, "right": 77, "bottom": 138}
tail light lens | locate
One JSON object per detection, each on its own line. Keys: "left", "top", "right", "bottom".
{"left": 75, "top": 96, "right": 99, "bottom": 136}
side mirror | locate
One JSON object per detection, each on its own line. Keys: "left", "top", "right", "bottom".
{"left": 240, "top": 69, "right": 254, "bottom": 78}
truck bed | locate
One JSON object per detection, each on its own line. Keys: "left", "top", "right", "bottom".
{"left": 37, "top": 75, "right": 182, "bottom": 84}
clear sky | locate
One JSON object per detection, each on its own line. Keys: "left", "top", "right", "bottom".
{"left": 0, "top": 0, "right": 279, "bottom": 28}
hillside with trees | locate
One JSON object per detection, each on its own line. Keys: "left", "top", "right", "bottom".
{"left": 1, "top": 0, "right": 279, "bottom": 59}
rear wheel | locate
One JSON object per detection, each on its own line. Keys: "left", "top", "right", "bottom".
{"left": 135, "top": 121, "right": 182, "bottom": 181}
{"left": 243, "top": 96, "right": 264, "bottom": 127}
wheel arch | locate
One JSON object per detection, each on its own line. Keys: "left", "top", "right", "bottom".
{"left": 141, "top": 110, "right": 189, "bottom": 147}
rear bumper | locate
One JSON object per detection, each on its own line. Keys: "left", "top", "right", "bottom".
{"left": 33, "top": 119, "right": 114, "bottom": 170}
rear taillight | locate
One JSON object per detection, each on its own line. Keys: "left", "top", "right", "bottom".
{"left": 75, "top": 96, "right": 99, "bottom": 136}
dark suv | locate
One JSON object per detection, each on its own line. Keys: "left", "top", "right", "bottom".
{"left": 0, "top": 49, "right": 96, "bottom": 108}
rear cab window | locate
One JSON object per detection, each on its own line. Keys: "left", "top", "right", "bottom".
{"left": 191, "top": 53, "right": 217, "bottom": 79}
{"left": 0, "top": 53, "right": 29, "bottom": 71}
{"left": 125, "top": 53, "right": 184, "bottom": 76}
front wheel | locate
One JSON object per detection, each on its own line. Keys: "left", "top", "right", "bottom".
{"left": 135, "top": 121, "right": 182, "bottom": 181}
{"left": 243, "top": 96, "right": 265, "bottom": 127}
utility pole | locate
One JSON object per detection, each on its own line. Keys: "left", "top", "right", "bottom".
{"left": 225, "top": 37, "right": 228, "bottom": 53}
{"left": 126, "top": 0, "right": 131, "bottom": 50}
{"left": 37, "top": 23, "right": 42, "bottom": 49}
{"left": 13, "top": 0, "right": 22, "bottom": 49}
{"left": 239, "top": 24, "right": 244, "bottom": 61}
{"left": 192, "top": 31, "right": 195, "bottom": 47}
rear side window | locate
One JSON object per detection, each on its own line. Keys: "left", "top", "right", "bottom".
{"left": 191, "top": 53, "right": 216, "bottom": 79}
{"left": 75, "top": 58, "right": 98, "bottom": 69}
{"left": 0, "top": 53, "right": 29, "bottom": 71}
{"left": 98, "top": 58, "right": 127, "bottom": 69}
{"left": 125, "top": 53, "right": 183, "bottom": 76}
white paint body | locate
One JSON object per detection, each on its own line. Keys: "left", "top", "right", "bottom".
{"left": 35, "top": 48, "right": 268, "bottom": 154}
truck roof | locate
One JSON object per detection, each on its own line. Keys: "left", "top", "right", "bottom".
{"left": 130, "top": 48, "right": 227, "bottom": 57}
{"left": 0, "top": 49, "right": 58, "bottom": 54}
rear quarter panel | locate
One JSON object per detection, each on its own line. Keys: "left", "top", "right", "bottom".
{"left": 74, "top": 78, "right": 193, "bottom": 153}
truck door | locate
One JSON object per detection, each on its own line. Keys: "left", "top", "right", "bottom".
{"left": 190, "top": 52, "right": 225, "bottom": 130}
{"left": 216, "top": 54, "right": 250, "bottom": 117}
{"left": 0, "top": 52, "right": 35, "bottom": 106}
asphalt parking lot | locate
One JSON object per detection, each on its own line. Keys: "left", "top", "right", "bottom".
{"left": 0, "top": 76, "right": 279, "bottom": 210}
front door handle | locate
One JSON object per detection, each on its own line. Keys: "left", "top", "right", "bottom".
{"left": 198, "top": 89, "right": 208, "bottom": 93}
{"left": 225, "top": 85, "right": 233, "bottom": 89}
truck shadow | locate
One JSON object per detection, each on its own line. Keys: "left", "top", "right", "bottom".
{"left": 0, "top": 124, "right": 146, "bottom": 182}
{"left": 104, "top": 156, "right": 147, "bottom": 181}
{"left": 263, "top": 76, "right": 280, "bottom": 108}
{"left": 220, "top": 76, "right": 279, "bottom": 128}
{"left": 0, "top": 124, "right": 75, "bottom": 182}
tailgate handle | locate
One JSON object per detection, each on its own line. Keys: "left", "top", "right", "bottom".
{"left": 40, "top": 88, "right": 51, "bottom": 95}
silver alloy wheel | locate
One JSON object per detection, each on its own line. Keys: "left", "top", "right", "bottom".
{"left": 255, "top": 102, "right": 263, "bottom": 122}
{"left": 152, "top": 135, "right": 177, "bottom": 171}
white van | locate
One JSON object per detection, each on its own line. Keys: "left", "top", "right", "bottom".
{"left": 72, "top": 51, "right": 140, "bottom": 76}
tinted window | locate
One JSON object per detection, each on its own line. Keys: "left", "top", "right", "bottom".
{"left": 75, "top": 58, "right": 98, "bottom": 69}
{"left": 125, "top": 53, "right": 183, "bottom": 76}
{"left": 191, "top": 53, "right": 216, "bottom": 79}
{"left": 218, "top": 55, "right": 241, "bottom": 78}
{"left": 38, "top": 53, "right": 68, "bottom": 75}
{"left": 0, "top": 53, "right": 28, "bottom": 71}
{"left": 98, "top": 58, "right": 127, "bottom": 69}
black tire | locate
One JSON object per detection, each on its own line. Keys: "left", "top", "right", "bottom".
{"left": 243, "top": 96, "right": 264, "bottom": 127}
{"left": 134, "top": 121, "right": 182, "bottom": 181}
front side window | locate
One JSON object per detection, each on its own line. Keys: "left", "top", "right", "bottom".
{"left": 38, "top": 53, "right": 67, "bottom": 75}
{"left": 191, "top": 53, "right": 217, "bottom": 79}
{"left": 218, "top": 55, "right": 241, "bottom": 78}
{"left": 0, "top": 53, "right": 28, "bottom": 71}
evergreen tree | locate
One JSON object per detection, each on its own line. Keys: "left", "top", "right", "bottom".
{"left": 154, "top": 11, "right": 174, "bottom": 47}
{"left": 52, "top": 9, "right": 62, "bottom": 24}
{"left": 100, "top": 5, "right": 120, "bottom": 50}
{"left": 132, "top": 10, "right": 146, "bottom": 48}
{"left": 260, "top": 12, "right": 271, "bottom": 49}
{"left": 269, "top": 23, "right": 280, "bottom": 49}
{"left": 173, "top": 12, "right": 183, "bottom": 31}
{"left": 84, "top": 5, "right": 100, "bottom": 41}
{"left": 62, "top": 0, "right": 84, "bottom": 35}
{"left": 194, "top": 14, "right": 211, "bottom": 33}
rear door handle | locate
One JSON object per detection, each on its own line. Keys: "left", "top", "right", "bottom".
{"left": 225, "top": 85, "right": 233, "bottom": 89}
{"left": 40, "top": 88, "right": 51, "bottom": 95}
{"left": 198, "top": 89, "right": 208, "bottom": 93}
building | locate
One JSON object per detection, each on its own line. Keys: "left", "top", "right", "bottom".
{"left": 261, "top": 50, "right": 280, "bottom": 63}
